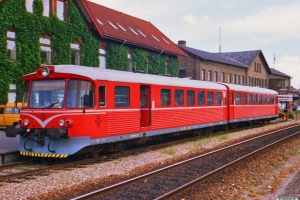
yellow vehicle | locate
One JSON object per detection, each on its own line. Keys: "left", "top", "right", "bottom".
{"left": 0, "top": 103, "right": 22, "bottom": 129}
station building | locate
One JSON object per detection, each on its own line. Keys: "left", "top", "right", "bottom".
{"left": 0, "top": 0, "right": 186, "bottom": 104}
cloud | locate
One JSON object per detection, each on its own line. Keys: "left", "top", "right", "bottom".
{"left": 223, "top": 4, "right": 300, "bottom": 45}
{"left": 276, "top": 55, "right": 300, "bottom": 87}
{"left": 183, "top": 14, "right": 198, "bottom": 25}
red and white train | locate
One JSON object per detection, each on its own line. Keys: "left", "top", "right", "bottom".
{"left": 6, "top": 65, "right": 278, "bottom": 158}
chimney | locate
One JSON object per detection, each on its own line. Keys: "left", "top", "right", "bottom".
{"left": 178, "top": 40, "right": 186, "bottom": 47}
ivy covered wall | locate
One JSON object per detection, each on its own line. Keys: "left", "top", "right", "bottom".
{"left": 0, "top": 0, "right": 178, "bottom": 104}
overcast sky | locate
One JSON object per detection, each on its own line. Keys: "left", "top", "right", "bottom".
{"left": 89, "top": 0, "right": 300, "bottom": 88}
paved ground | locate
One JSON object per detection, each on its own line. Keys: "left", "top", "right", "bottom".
{"left": 0, "top": 130, "right": 19, "bottom": 153}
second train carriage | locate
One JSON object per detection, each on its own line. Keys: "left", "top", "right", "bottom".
{"left": 5, "top": 65, "right": 278, "bottom": 157}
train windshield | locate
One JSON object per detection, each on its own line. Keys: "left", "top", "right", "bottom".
{"left": 30, "top": 80, "right": 65, "bottom": 108}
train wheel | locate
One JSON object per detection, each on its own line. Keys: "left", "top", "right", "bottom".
{"left": 231, "top": 123, "right": 237, "bottom": 130}
{"left": 91, "top": 145, "right": 104, "bottom": 158}
{"left": 114, "top": 142, "right": 126, "bottom": 152}
{"left": 224, "top": 124, "right": 229, "bottom": 132}
{"left": 206, "top": 127, "right": 213, "bottom": 134}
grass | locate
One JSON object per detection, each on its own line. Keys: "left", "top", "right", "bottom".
{"left": 161, "top": 147, "right": 176, "bottom": 155}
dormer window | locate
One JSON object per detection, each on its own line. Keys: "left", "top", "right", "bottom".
{"left": 97, "top": 18, "right": 104, "bottom": 26}
{"left": 137, "top": 29, "right": 147, "bottom": 38}
{"left": 26, "top": 0, "right": 34, "bottom": 13}
{"left": 107, "top": 20, "right": 118, "bottom": 29}
{"left": 129, "top": 27, "right": 139, "bottom": 35}
{"left": 161, "top": 37, "right": 170, "bottom": 45}
{"left": 151, "top": 34, "right": 160, "bottom": 42}
{"left": 116, "top": 23, "right": 127, "bottom": 32}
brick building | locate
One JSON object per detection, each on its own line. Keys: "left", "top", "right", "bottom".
{"left": 178, "top": 40, "right": 271, "bottom": 88}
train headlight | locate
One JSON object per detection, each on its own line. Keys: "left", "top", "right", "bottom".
{"left": 23, "top": 119, "right": 29, "bottom": 126}
{"left": 58, "top": 120, "right": 65, "bottom": 127}
{"left": 41, "top": 67, "right": 50, "bottom": 77}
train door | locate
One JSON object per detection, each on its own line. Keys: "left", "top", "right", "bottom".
{"left": 140, "top": 85, "right": 151, "bottom": 127}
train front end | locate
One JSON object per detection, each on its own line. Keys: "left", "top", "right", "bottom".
{"left": 5, "top": 66, "right": 95, "bottom": 158}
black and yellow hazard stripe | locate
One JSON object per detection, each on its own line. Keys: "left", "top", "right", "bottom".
{"left": 20, "top": 151, "right": 68, "bottom": 158}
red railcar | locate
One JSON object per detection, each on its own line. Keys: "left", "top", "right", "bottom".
{"left": 5, "top": 65, "right": 278, "bottom": 158}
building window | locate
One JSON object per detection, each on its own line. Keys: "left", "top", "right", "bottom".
{"left": 7, "top": 31, "right": 17, "bottom": 61}
{"left": 179, "top": 70, "right": 186, "bottom": 78}
{"left": 213, "top": 71, "right": 217, "bottom": 82}
{"left": 237, "top": 75, "right": 240, "bottom": 84}
{"left": 242, "top": 76, "right": 244, "bottom": 85}
{"left": 208, "top": 70, "right": 211, "bottom": 81}
{"left": 71, "top": 43, "right": 80, "bottom": 65}
{"left": 40, "top": 37, "right": 52, "bottom": 64}
{"left": 201, "top": 69, "right": 205, "bottom": 81}
{"left": 26, "top": 0, "right": 34, "bottom": 13}
{"left": 43, "top": 0, "right": 50, "bottom": 17}
{"left": 165, "top": 59, "right": 169, "bottom": 74}
{"left": 228, "top": 74, "right": 231, "bottom": 83}
{"left": 99, "top": 49, "right": 106, "bottom": 69}
{"left": 277, "top": 80, "right": 285, "bottom": 88}
{"left": 57, "top": 0, "right": 67, "bottom": 21}
{"left": 221, "top": 72, "right": 224, "bottom": 82}
{"left": 128, "top": 53, "right": 133, "bottom": 71}
{"left": 233, "top": 74, "right": 236, "bottom": 84}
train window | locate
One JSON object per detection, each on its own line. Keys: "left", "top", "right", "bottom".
{"left": 140, "top": 87, "right": 147, "bottom": 106}
{"left": 230, "top": 92, "right": 233, "bottom": 105}
{"left": 248, "top": 94, "right": 252, "bottom": 105}
{"left": 198, "top": 91, "right": 204, "bottom": 106}
{"left": 236, "top": 93, "right": 240, "bottom": 105}
{"left": 242, "top": 93, "right": 246, "bottom": 105}
{"left": 31, "top": 80, "right": 65, "bottom": 108}
{"left": 253, "top": 94, "right": 257, "bottom": 104}
{"left": 187, "top": 90, "right": 195, "bottom": 106}
{"left": 264, "top": 95, "right": 267, "bottom": 104}
{"left": 271, "top": 95, "right": 274, "bottom": 104}
{"left": 216, "top": 92, "right": 221, "bottom": 105}
{"left": 175, "top": 90, "right": 184, "bottom": 106}
{"left": 267, "top": 95, "right": 270, "bottom": 104}
{"left": 98, "top": 85, "right": 106, "bottom": 107}
{"left": 258, "top": 94, "right": 262, "bottom": 104}
{"left": 67, "top": 80, "right": 94, "bottom": 108}
{"left": 207, "top": 92, "right": 213, "bottom": 105}
{"left": 161, "top": 89, "right": 171, "bottom": 106}
{"left": 115, "top": 86, "right": 130, "bottom": 107}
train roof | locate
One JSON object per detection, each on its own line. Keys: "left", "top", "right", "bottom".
{"left": 220, "top": 83, "right": 278, "bottom": 94}
{"left": 35, "top": 65, "right": 227, "bottom": 90}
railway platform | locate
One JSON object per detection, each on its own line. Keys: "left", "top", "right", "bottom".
{"left": 0, "top": 130, "right": 24, "bottom": 165}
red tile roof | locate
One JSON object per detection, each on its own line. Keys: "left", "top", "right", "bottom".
{"left": 80, "top": 0, "right": 186, "bottom": 56}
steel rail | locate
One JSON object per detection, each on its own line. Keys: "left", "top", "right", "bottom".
{"left": 71, "top": 124, "right": 300, "bottom": 200}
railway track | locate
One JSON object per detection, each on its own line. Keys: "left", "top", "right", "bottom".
{"left": 71, "top": 124, "right": 300, "bottom": 200}
{"left": 0, "top": 120, "right": 275, "bottom": 184}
